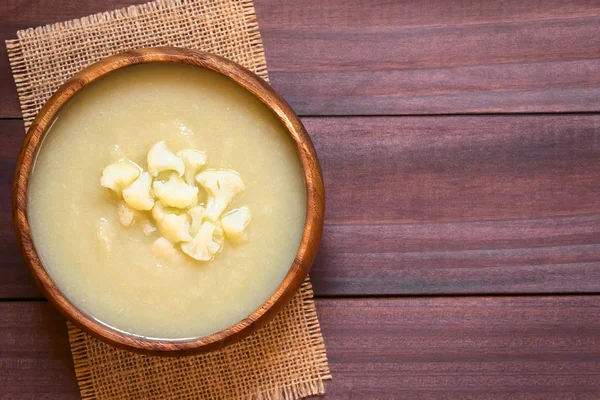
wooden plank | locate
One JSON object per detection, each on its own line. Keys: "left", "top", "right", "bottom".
{"left": 259, "top": 0, "right": 600, "bottom": 116}
{"left": 320, "top": 296, "right": 600, "bottom": 399}
{"left": 2, "top": 114, "right": 600, "bottom": 297}
{"left": 2, "top": 0, "right": 600, "bottom": 117}
{"left": 0, "top": 120, "right": 31, "bottom": 298}
{"left": 0, "top": 303, "right": 78, "bottom": 400}
{"left": 307, "top": 114, "right": 600, "bottom": 294}
{"left": 313, "top": 222, "right": 600, "bottom": 295}
{"left": 307, "top": 115, "right": 600, "bottom": 224}
{"left": 2, "top": 298, "right": 600, "bottom": 398}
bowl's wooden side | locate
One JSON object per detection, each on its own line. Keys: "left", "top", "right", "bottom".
{"left": 12, "top": 47, "right": 325, "bottom": 356}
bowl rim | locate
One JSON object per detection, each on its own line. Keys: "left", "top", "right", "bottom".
{"left": 12, "top": 47, "right": 325, "bottom": 356}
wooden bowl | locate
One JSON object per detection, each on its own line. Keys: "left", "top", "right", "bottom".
{"left": 12, "top": 47, "right": 324, "bottom": 356}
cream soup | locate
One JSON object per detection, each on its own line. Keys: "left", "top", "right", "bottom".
{"left": 27, "top": 63, "right": 306, "bottom": 340}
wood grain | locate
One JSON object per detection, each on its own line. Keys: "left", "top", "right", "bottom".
{"left": 2, "top": 0, "right": 600, "bottom": 116}
{"left": 1, "top": 0, "right": 600, "bottom": 398}
{"left": 0, "top": 303, "right": 78, "bottom": 400}
{"left": 313, "top": 219, "right": 600, "bottom": 295}
{"left": 2, "top": 298, "right": 600, "bottom": 399}
{"left": 2, "top": 113, "right": 600, "bottom": 297}
{"left": 307, "top": 115, "right": 600, "bottom": 224}
{"left": 321, "top": 296, "right": 600, "bottom": 399}
{"left": 11, "top": 48, "right": 324, "bottom": 354}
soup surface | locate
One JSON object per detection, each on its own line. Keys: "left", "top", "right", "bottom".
{"left": 28, "top": 63, "right": 306, "bottom": 339}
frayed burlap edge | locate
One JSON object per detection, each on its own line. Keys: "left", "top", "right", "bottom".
{"left": 68, "top": 323, "right": 96, "bottom": 399}
{"left": 5, "top": 37, "right": 31, "bottom": 128}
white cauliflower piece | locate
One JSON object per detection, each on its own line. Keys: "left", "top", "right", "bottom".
{"left": 147, "top": 141, "right": 185, "bottom": 177}
{"left": 181, "top": 221, "right": 222, "bottom": 261}
{"left": 122, "top": 172, "right": 154, "bottom": 211}
{"left": 100, "top": 161, "right": 140, "bottom": 194}
{"left": 177, "top": 149, "right": 207, "bottom": 185}
{"left": 159, "top": 214, "right": 192, "bottom": 243}
{"left": 140, "top": 220, "right": 157, "bottom": 236}
{"left": 188, "top": 205, "right": 206, "bottom": 236}
{"left": 152, "top": 203, "right": 192, "bottom": 243}
{"left": 96, "top": 218, "right": 114, "bottom": 252}
{"left": 195, "top": 170, "right": 245, "bottom": 221}
{"left": 117, "top": 201, "right": 137, "bottom": 227}
{"left": 221, "top": 207, "right": 251, "bottom": 243}
{"left": 151, "top": 237, "right": 184, "bottom": 263}
{"left": 152, "top": 174, "right": 199, "bottom": 209}
{"left": 213, "top": 221, "right": 225, "bottom": 246}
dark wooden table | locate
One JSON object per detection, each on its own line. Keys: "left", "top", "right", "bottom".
{"left": 2, "top": 0, "right": 600, "bottom": 398}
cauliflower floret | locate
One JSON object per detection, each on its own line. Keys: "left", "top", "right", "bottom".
{"left": 151, "top": 237, "right": 184, "bottom": 263}
{"left": 96, "top": 218, "right": 114, "bottom": 252}
{"left": 221, "top": 207, "right": 251, "bottom": 243}
{"left": 188, "top": 205, "right": 206, "bottom": 236}
{"left": 100, "top": 161, "right": 140, "bottom": 194}
{"left": 152, "top": 174, "right": 199, "bottom": 209}
{"left": 195, "top": 170, "right": 245, "bottom": 221}
{"left": 151, "top": 201, "right": 169, "bottom": 222}
{"left": 152, "top": 203, "right": 192, "bottom": 243}
{"left": 117, "top": 201, "right": 137, "bottom": 227}
{"left": 181, "top": 221, "right": 222, "bottom": 261}
{"left": 122, "top": 172, "right": 154, "bottom": 211}
{"left": 177, "top": 149, "right": 207, "bottom": 185}
{"left": 159, "top": 214, "right": 192, "bottom": 243}
{"left": 147, "top": 141, "right": 185, "bottom": 177}
{"left": 99, "top": 143, "right": 251, "bottom": 263}
{"left": 213, "top": 221, "right": 225, "bottom": 246}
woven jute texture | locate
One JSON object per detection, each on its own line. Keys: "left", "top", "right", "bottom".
{"left": 6, "top": 0, "right": 330, "bottom": 399}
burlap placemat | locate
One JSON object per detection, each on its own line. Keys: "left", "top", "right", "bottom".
{"left": 6, "top": 1, "right": 331, "bottom": 399}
